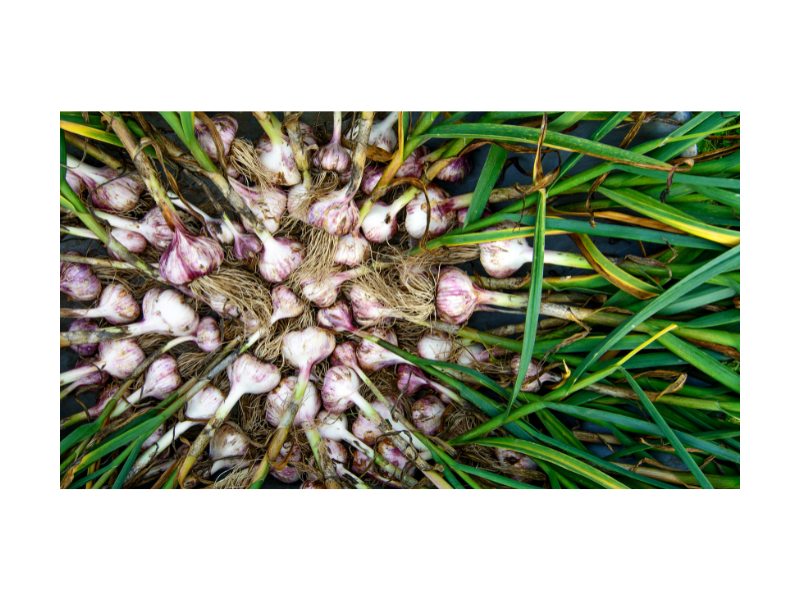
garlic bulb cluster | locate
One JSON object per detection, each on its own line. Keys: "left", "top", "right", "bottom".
{"left": 313, "top": 111, "right": 351, "bottom": 175}
{"left": 66, "top": 155, "right": 144, "bottom": 213}
{"left": 270, "top": 285, "right": 305, "bottom": 325}
{"left": 316, "top": 300, "right": 359, "bottom": 334}
{"left": 210, "top": 424, "right": 250, "bottom": 475}
{"left": 60, "top": 252, "right": 101, "bottom": 301}
{"left": 194, "top": 114, "right": 238, "bottom": 161}
{"left": 159, "top": 219, "right": 224, "bottom": 285}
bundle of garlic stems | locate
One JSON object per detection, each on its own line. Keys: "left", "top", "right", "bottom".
{"left": 60, "top": 110, "right": 741, "bottom": 490}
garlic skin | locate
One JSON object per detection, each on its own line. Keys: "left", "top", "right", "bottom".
{"left": 356, "top": 327, "right": 408, "bottom": 372}
{"left": 300, "top": 480, "right": 326, "bottom": 489}
{"left": 60, "top": 252, "right": 102, "bottom": 301}
{"left": 265, "top": 376, "right": 322, "bottom": 428}
{"left": 376, "top": 439, "right": 415, "bottom": 477}
{"left": 348, "top": 111, "right": 398, "bottom": 153}
{"left": 135, "top": 288, "right": 200, "bottom": 337}
{"left": 307, "top": 187, "right": 359, "bottom": 236}
{"left": 435, "top": 155, "right": 472, "bottom": 183}
{"left": 361, "top": 146, "right": 431, "bottom": 194}
{"left": 88, "top": 383, "right": 132, "bottom": 419}
{"left": 330, "top": 341, "right": 359, "bottom": 368}
{"left": 227, "top": 353, "right": 282, "bottom": 397}
{"left": 257, "top": 134, "right": 302, "bottom": 186}
{"left": 228, "top": 177, "right": 286, "bottom": 235}
{"left": 184, "top": 384, "right": 225, "bottom": 420}
{"left": 396, "top": 364, "right": 428, "bottom": 395}
{"left": 404, "top": 183, "right": 455, "bottom": 239}
{"left": 66, "top": 155, "right": 144, "bottom": 213}
{"left": 286, "top": 178, "right": 312, "bottom": 223}
{"left": 417, "top": 331, "right": 454, "bottom": 362}
{"left": 159, "top": 220, "right": 224, "bottom": 286}
{"left": 270, "top": 285, "right": 305, "bottom": 325}
{"left": 494, "top": 447, "right": 538, "bottom": 481}
{"left": 97, "top": 338, "right": 146, "bottom": 379}
{"left": 281, "top": 327, "right": 336, "bottom": 390}
{"left": 68, "top": 358, "right": 109, "bottom": 390}
{"left": 317, "top": 301, "right": 358, "bottom": 334}
{"left": 411, "top": 395, "right": 446, "bottom": 436}
{"left": 176, "top": 284, "right": 240, "bottom": 320}
{"left": 321, "top": 439, "right": 348, "bottom": 478}
{"left": 194, "top": 114, "right": 238, "bottom": 161}
{"left": 298, "top": 122, "right": 318, "bottom": 150}
{"left": 68, "top": 319, "right": 99, "bottom": 356}
{"left": 349, "top": 284, "right": 399, "bottom": 326}
{"left": 230, "top": 226, "right": 263, "bottom": 261}
{"left": 334, "top": 231, "right": 369, "bottom": 266}
{"left": 479, "top": 221, "right": 534, "bottom": 278}
{"left": 359, "top": 164, "right": 384, "bottom": 195}
{"left": 300, "top": 269, "right": 360, "bottom": 308}
{"left": 255, "top": 234, "right": 304, "bottom": 283}
{"left": 92, "top": 283, "right": 141, "bottom": 325}
{"left": 194, "top": 316, "right": 222, "bottom": 353}
{"left": 351, "top": 413, "right": 382, "bottom": 445}
{"left": 108, "top": 228, "right": 148, "bottom": 260}
{"left": 435, "top": 267, "right": 479, "bottom": 325}
{"left": 321, "top": 365, "right": 361, "bottom": 414}
{"left": 210, "top": 424, "right": 250, "bottom": 476}
{"left": 510, "top": 355, "right": 560, "bottom": 392}
{"left": 313, "top": 111, "right": 351, "bottom": 175}
{"left": 361, "top": 201, "right": 401, "bottom": 243}
{"left": 135, "top": 354, "right": 183, "bottom": 401}
{"left": 271, "top": 442, "right": 303, "bottom": 483}
{"left": 107, "top": 207, "right": 174, "bottom": 250}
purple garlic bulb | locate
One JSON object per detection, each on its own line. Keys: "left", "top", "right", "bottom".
{"left": 348, "top": 111, "right": 398, "bottom": 154}
{"left": 510, "top": 355, "right": 560, "bottom": 392}
{"left": 479, "top": 221, "right": 534, "bottom": 278}
{"left": 330, "top": 341, "right": 360, "bottom": 369}
{"left": 265, "top": 376, "right": 322, "bottom": 428}
{"left": 97, "top": 338, "right": 146, "bottom": 379}
{"left": 356, "top": 327, "right": 410, "bottom": 372}
{"left": 230, "top": 225, "right": 263, "bottom": 261}
{"left": 349, "top": 284, "right": 399, "bottom": 326}
{"left": 193, "top": 316, "right": 222, "bottom": 353}
{"left": 334, "top": 231, "right": 370, "bottom": 266}
{"left": 317, "top": 301, "right": 359, "bottom": 334}
{"left": 435, "top": 267, "right": 486, "bottom": 325}
{"left": 313, "top": 111, "right": 351, "bottom": 175}
{"left": 405, "top": 183, "right": 455, "bottom": 239}
{"left": 228, "top": 177, "right": 287, "bottom": 235}
{"left": 69, "top": 358, "right": 109, "bottom": 390}
{"left": 300, "top": 268, "right": 362, "bottom": 308}
{"left": 361, "top": 201, "right": 402, "bottom": 243}
{"left": 321, "top": 365, "right": 362, "bottom": 414}
{"left": 435, "top": 155, "right": 472, "bottom": 183}
{"left": 210, "top": 424, "right": 250, "bottom": 475}
{"left": 352, "top": 413, "right": 382, "bottom": 446}
{"left": 281, "top": 327, "right": 336, "bottom": 391}
{"left": 194, "top": 114, "right": 238, "bottom": 161}
{"left": 66, "top": 155, "right": 144, "bottom": 213}
{"left": 108, "top": 228, "right": 148, "bottom": 261}
{"left": 494, "top": 447, "right": 538, "bottom": 481}
{"left": 255, "top": 232, "right": 305, "bottom": 283}
{"left": 126, "top": 354, "right": 183, "bottom": 404}
{"left": 417, "top": 331, "right": 454, "bottom": 361}
{"left": 185, "top": 384, "right": 225, "bottom": 420}
{"left": 88, "top": 383, "right": 132, "bottom": 419}
{"left": 68, "top": 319, "right": 99, "bottom": 356}
{"left": 359, "top": 164, "right": 384, "bottom": 195}
{"left": 159, "top": 220, "right": 224, "bottom": 286}
{"left": 75, "top": 282, "right": 141, "bottom": 325}
{"left": 60, "top": 252, "right": 102, "bottom": 301}
{"left": 411, "top": 395, "right": 446, "bottom": 435}
{"left": 257, "top": 132, "right": 301, "bottom": 186}
{"left": 270, "top": 285, "right": 305, "bottom": 325}
{"left": 307, "top": 187, "right": 359, "bottom": 236}
{"left": 271, "top": 441, "right": 304, "bottom": 483}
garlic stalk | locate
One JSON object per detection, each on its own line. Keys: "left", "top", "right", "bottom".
{"left": 60, "top": 282, "right": 140, "bottom": 325}
{"left": 347, "top": 111, "right": 398, "bottom": 153}
{"left": 228, "top": 177, "right": 287, "bottom": 235}
{"left": 360, "top": 146, "right": 429, "bottom": 194}
{"left": 313, "top": 111, "right": 351, "bottom": 175}
{"left": 255, "top": 114, "right": 302, "bottom": 186}
{"left": 59, "top": 357, "right": 108, "bottom": 400}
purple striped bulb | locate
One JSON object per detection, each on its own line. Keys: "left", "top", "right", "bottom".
{"left": 92, "top": 283, "right": 141, "bottom": 325}
{"left": 435, "top": 267, "right": 479, "bottom": 325}
{"left": 271, "top": 442, "right": 303, "bottom": 483}
{"left": 281, "top": 327, "right": 336, "bottom": 386}
{"left": 435, "top": 155, "right": 472, "bottom": 183}
{"left": 307, "top": 187, "right": 359, "bottom": 236}
{"left": 352, "top": 413, "right": 381, "bottom": 445}
{"left": 356, "top": 327, "right": 408, "bottom": 372}
{"left": 66, "top": 156, "right": 144, "bottom": 213}
{"left": 230, "top": 226, "right": 262, "bottom": 261}
{"left": 411, "top": 395, "right": 446, "bottom": 436}
{"left": 257, "top": 234, "right": 304, "bottom": 283}
{"left": 69, "top": 358, "right": 109, "bottom": 390}
{"left": 270, "top": 285, "right": 304, "bottom": 325}
{"left": 405, "top": 183, "right": 455, "bottom": 239}
{"left": 228, "top": 177, "right": 286, "bottom": 235}
{"left": 140, "top": 355, "right": 183, "bottom": 400}
{"left": 108, "top": 228, "right": 148, "bottom": 261}
{"left": 185, "top": 385, "right": 225, "bottom": 420}
{"left": 334, "top": 231, "right": 369, "bottom": 266}
{"left": 317, "top": 302, "right": 358, "bottom": 334}
{"left": 321, "top": 366, "right": 361, "bottom": 414}
{"left": 313, "top": 112, "right": 351, "bottom": 175}
{"left": 159, "top": 220, "right": 224, "bottom": 285}
{"left": 60, "top": 252, "right": 101, "bottom": 301}
{"left": 376, "top": 438, "right": 414, "bottom": 476}
{"left": 265, "top": 376, "right": 321, "bottom": 428}
{"left": 194, "top": 317, "right": 222, "bottom": 353}
{"left": 397, "top": 364, "right": 428, "bottom": 395}
{"left": 300, "top": 269, "right": 360, "bottom": 308}
{"left": 510, "top": 355, "right": 560, "bottom": 392}
{"left": 417, "top": 331, "right": 454, "bottom": 361}
{"left": 321, "top": 439, "right": 348, "bottom": 478}
{"left": 97, "top": 338, "right": 145, "bottom": 379}
{"left": 359, "top": 164, "right": 384, "bottom": 195}
{"left": 194, "top": 114, "right": 238, "bottom": 161}
{"left": 330, "top": 341, "right": 359, "bottom": 369}
{"left": 137, "top": 208, "right": 174, "bottom": 250}
{"left": 139, "top": 288, "right": 200, "bottom": 337}
{"left": 210, "top": 424, "right": 250, "bottom": 475}
{"left": 349, "top": 284, "right": 399, "bottom": 326}
{"left": 256, "top": 134, "right": 301, "bottom": 186}
{"left": 68, "top": 319, "right": 99, "bottom": 356}
{"left": 227, "top": 354, "right": 281, "bottom": 397}
{"left": 479, "top": 221, "right": 534, "bottom": 278}
{"left": 88, "top": 383, "right": 132, "bottom": 419}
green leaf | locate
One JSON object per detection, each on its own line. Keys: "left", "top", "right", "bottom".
{"left": 112, "top": 434, "right": 145, "bottom": 489}
{"left": 613, "top": 165, "right": 740, "bottom": 190}
{"left": 60, "top": 129, "right": 67, "bottom": 183}
{"left": 461, "top": 144, "right": 508, "bottom": 229}
{"left": 686, "top": 184, "right": 740, "bottom": 210}
{"left": 552, "top": 111, "right": 630, "bottom": 185}
{"left": 547, "top": 111, "right": 589, "bottom": 132}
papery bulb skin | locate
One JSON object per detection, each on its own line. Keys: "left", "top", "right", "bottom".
{"left": 108, "top": 228, "right": 148, "bottom": 261}
{"left": 317, "top": 301, "right": 358, "bottom": 334}
{"left": 142, "top": 424, "right": 166, "bottom": 451}
{"left": 360, "top": 164, "right": 384, "bottom": 195}
{"left": 334, "top": 231, "right": 369, "bottom": 266}
{"left": 330, "top": 341, "right": 359, "bottom": 369}
{"left": 307, "top": 188, "right": 359, "bottom": 236}
{"left": 356, "top": 327, "right": 405, "bottom": 372}
{"left": 454, "top": 344, "right": 494, "bottom": 379}
{"left": 352, "top": 414, "right": 381, "bottom": 445}
{"left": 298, "top": 122, "right": 318, "bottom": 150}
{"left": 321, "top": 366, "right": 361, "bottom": 414}
{"left": 140, "top": 288, "right": 200, "bottom": 336}
{"left": 300, "top": 480, "right": 326, "bottom": 489}
{"left": 313, "top": 139, "right": 351, "bottom": 175}
{"left": 95, "top": 283, "right": 141, "bottom": 325}
{"left": 231, "top": 228, "right": 262, "bottom": 261}
{"left": 494, "top": 447, "right": 539, "bottom": 481}
{"left": 159, "top": 221, "right": 224, "bottom": 285}
{"left": 69, "top": 358, "right": 109, "bottom": 389}
{"left": 210, "top": 424, "right": 250, "bottom": 475}
{"left": 396, "top": 146, "right": 430, "bottom": 179}
{"left": 299, "top": 271, "right": 355, "bottom": 308}
{"left": 271, "top": 442, "right": 303, "bottom": 483}
{"left": 322, "top": 439, "right": 348, "bottom": 477}
{"left": 140, "top": 355, "right": 183, "bottom": 400}
{"left": 436, "top": 267, "right": 479, "bottom": 325}
{"left": 194, "top": 114, "right": 238, "bottom": 161}
{"left": 138, "top": 208, "right": 174, "bottom": 250}
{"left": 68, "top": 319, "right": 99, "bottom": 356}
{"left": 194, "top": 317, "right": 222, "bottom": 353}
{"left": 349, "top": 284, "right": 397, "bottom": 326}
{"left": 417, "top": 331, "right": 454, "bottom": 361}
{"left": 60, "top": 252, "right": 101, "bottom": 301}
{"left": 376, "top": 439, "right": 414, "bottom": 476}
{"left": 435, "top": 155, "right": 472, "bottom": 183}
{"left": 228, "top": 353, "right": 281, "bottom": 396}
{"left": 229, "top": 177, "right": 286, "bottom": 235}
{"left": 479, "top": 222, "right": 533, "bottom": 278}
{"left": 361, "top": 201, "right": 399, "bottom": 243}
{"left": 397, "top": 364, "right": 428, "bottom": 395}
{"left": 88, "top": 383, "right": 131, "bottom": 419}
{"left": 257, "top": 235, "right": 304, "bottom": 283}
{"left": 66, "top": 168, "right": 83, "bottom": 195}
{"left": 256, "top": 134, "right": 301, "bottom": 186}
{"left": 286, "top": 179, "right": 311, "bottom": 223}
{"left": 185, "top": 384, "right": 225, "bottom": 420}
{"left": 281, "top": 327, "right": 336, "bottom": 378}
{"left": 91, "top": 169, "right": 143, "bottom": 213}
{"left": 97, "top": 338, "right": 145, "bottom": 379}
{"left": 510, "top": 355, "right": 560, "bottom": 392}
{"left": 405, "top": 183, "right": 454, "bottom": 239}
{"left": 411, "top": 395, "right": 446, "bottom": 436}
{"left": 270, "top": 285, "right": 304, "bottom": 325}
{"left": 265, "top": 376, "right": 322, "bottom": 427}
{"left": 351, "top": 447, "right": 371, "bottom": 474}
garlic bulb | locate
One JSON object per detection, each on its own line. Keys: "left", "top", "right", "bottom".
{"left": 405, "top": 183, "right": 455, "bottom": 239}
{"left": 435, "top": 155, "right": 472, "bottom": 183}
{"left": 159, "top": 220, "right": 224, "bottom": 285}
{"left": 254, "top": 230, "right": 305, "bottom": 283}
{"left": 435, "top": 267, "right": 527, "bottom": 325}
{"left": 60, "top": 338, "right": 145, "bottom": 386}
{"left": 397, "top": 364, "right": 459, "bottom": 404}
{"left": 270, "top": 285, "right": 304, "bottom": 325}
{"left": 172, "top": 194, "right": 241, "bottom": 245}
{"left": 300, "top": 480, "right": 326, "bottom": 489}
{"left": 97, "top": 207, "right": 174, "bottom": 250}
{"left": 411, "top": 395, "right": 446, "bottom": 435}
{"left": 494, "top": 447, "right": 538, "bottom": 481}
{"left": 349, "top": 284, "right": 400, "bottom": 326}
{"left": 321, "top": 439, "right": 348, "bottom": 478}
{"left": 87, "top": 383, "right": 131, "bottom": 419}
{"left": 347, "top": 111, "right": 398, "bottom": 153}
{"left": 271, "top": 442, "right": 304, "bottom": 483}
{"left": 66, "top": 155, "right": 144, "bottom": 213}
{"left": 316, "top": 301, "right": 359, "bottom": 334}
{"left": 356, "top": 327, "right": 410, "bottom": 372}
{"left": 359, "top": 164, "right": 384, "bottom": 195}
{"left": 265, "top": 376, "right": 322, "bottom": 428}
{"left": 228, "top": 177, "right": 287, "bottom": 235}
{"left": 509, "top": 355, "right": 560, "bottom": 392}
{"left": 376, "top": 438, "right": 415, "bottom": 477}
{"left": 129, "top": 288, "right": 200, "bottom": 337}
{"left": 361, "top": 201, "right": 402, "bottom": 243}
{"left": 67, "top": 358, "right": 109, "bottom": 391}
{"left": 287, "top": 177, "right": 312, "bottom": 223}
{"left": 307, "top": 187, "right": 359, "bottom": 236}
{"left": 360, "top": 146, "right": 430, "bottom": 195}
{"left": 416, "top": 331, "right": 454, "bottom": 361}
{"left": 334, "top": 230, "right": 369, "bottom": 266}
{"left": 299, "top": 268, "right": 362, "bottom": 307}
{"left": 321, "top": 365, "right": 362, "bottom": 414}
{"left": 210, "top": 424, "right": 250, "bottom": 475}
{"left": 62, "top": 282, "right": 140, "bottom": 325}
{"left": 194, "top": 114, "right": 238, "bottom": 161}
{"left": 230, "top": 224, "right": 263, "bottom": 261}
{"left": 256, "top": 128, "right": 301, "bottom": 186}
{"left": 191, "top": 316, "right": 222, "bottom": 353}
{"left": 330, "top": 340, "right": 360, "bottom": 368}
{"left": 60, "top": 252, "right": 101, "bottom": 301}
{"left": 313, "top": 111, "right": 351, "bottom": 175}
{"left": 108, "top": 228, "right": 148, "bottom": 260}
{"left": 123, "top": 354, "right": 183, "bottom": 406}
{"left": 68, "top": 319, "right": 99, "bottom": 356}
{"left": 351, "top": 413, "right": 382, "bottom": 445}
{"left": 479, "top": 221, "right": 534, "bottom": 278}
